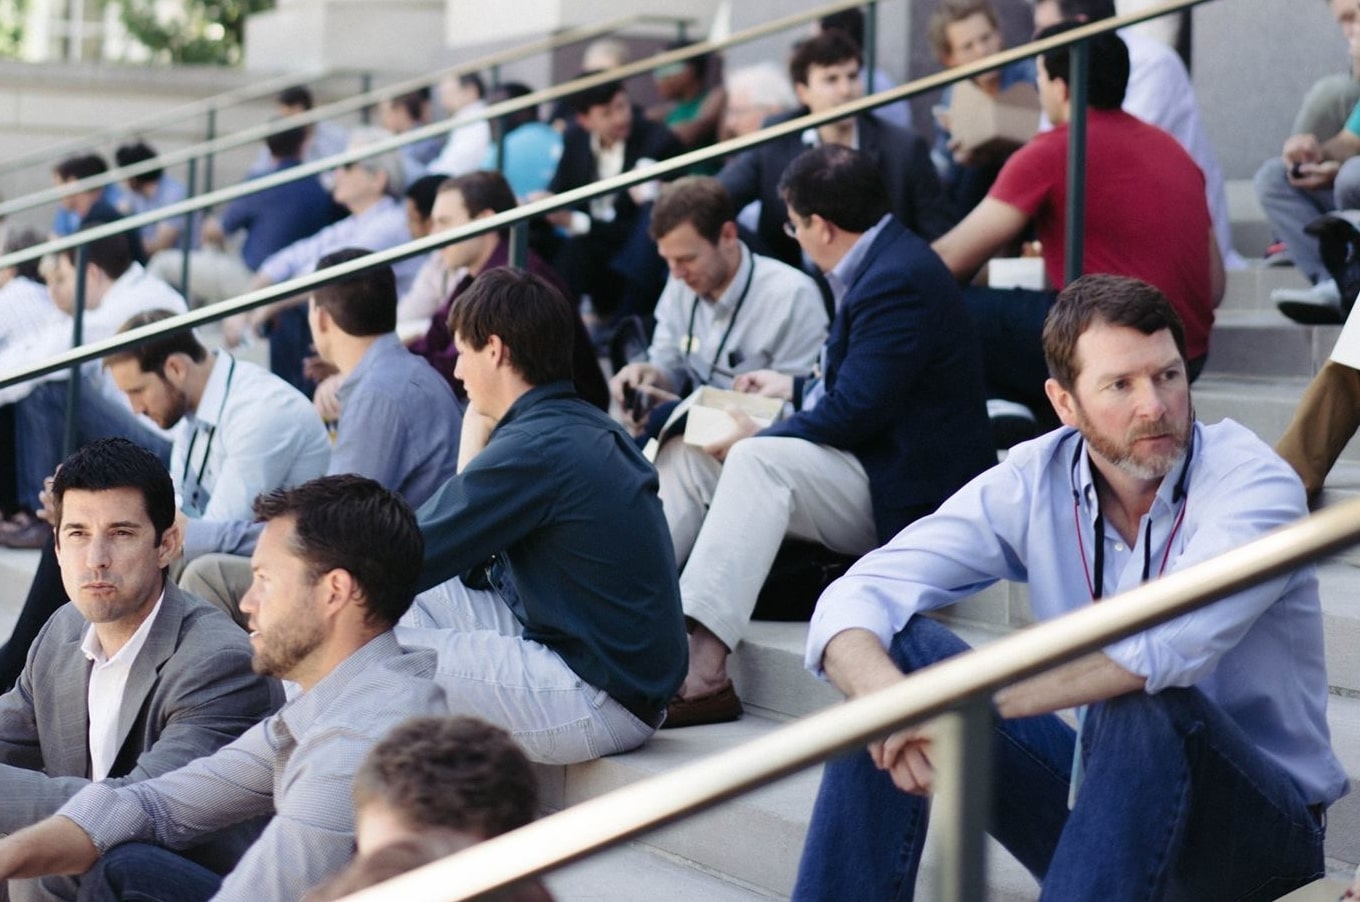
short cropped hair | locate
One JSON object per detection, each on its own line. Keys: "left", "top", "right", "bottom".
{"left": 447, "top": 267, "right": 574, "bottom": 387}
{"left": 114, "top": 141, "right": 162, "bottom": 189}
{"left": 1037, "top": 22, "right": 1128, "bottom": 110}
{"left": 312, "top": 248, "right": 397, "bottom": 337}
{"left": 405, "top": 174, "right": 447, "bottom": 222}
{"left": 105, "top": 308, "right": 209, "bottom": 374}
{"left": 1057, "top": 0, "right": 1117, "bottom": 19}
{"left": 55, "top": 153, "right": 108, "bottom": 183}
{"left": 778, "top": 144, "right": 890, "bottom": 233}
{"left": 459, "top": 72, "right": 486, "bottom": 100}
{"left": 489, "top": 82, "right": 540, "bottom": 133}
{"left": 59, "top": 227, "right": 133, "bottom": 281}
{"left": 388, "top": 87, "right": 430, "bottom": 122}
{"left": 52, "top": 437, "right": 176, "bottom": 545}
{"left": 928, "top": 0, "right": 1001, "bottom": 61}
{"left": 789, "top": 30, "right": 861, "bottom": 88}
{"left": 303, "top": 832, "right": 553, "bottom": 902}
{"left": 352, "top": 716, "right": 538, "bottom": 838}
{"left": 819, "top": 8, "right": 866, "bottom": 48}
{"left": 1042, "top": 273, "right": 1188, "bottom": 389}
{"left": 277, "top": 85, "right": 315, "bottom": 110}
{"left": 346, "top": 127, "right": 405, "bottom": 200}
{"left": 569, "top": 74, "right": 626, "bottom": 116}
{"left": 649, "top": 176, "right": 734, "bottom": 245}
{"left": 265, "top": 121, "right": 309, "bottom": 161}
{"left": 3, "top": 227, "right": 46, "bottom": 283}
{"left": 252, "top": 475, "right": 423, "bottom": 629}
{"left": 440, "top": 170, "right": 518, "bottom": 238}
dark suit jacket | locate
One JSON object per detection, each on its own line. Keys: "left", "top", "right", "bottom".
{"left": 0, "top": 581, "right": 279, "bottom": 853}
{"left": 718, "top": 110, "right": 957, "bottom": 268}
{"left": 762, "top": 218, "right": 995, "bottom": 542}
{"left": 549, "top": 109, "right": 684, "bottom": 250}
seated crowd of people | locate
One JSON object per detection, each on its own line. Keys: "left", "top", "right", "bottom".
{"left": 0, "top": 1, "right": 1351, "bottom": 899}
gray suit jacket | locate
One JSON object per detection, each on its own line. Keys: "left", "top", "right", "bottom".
{"left": 0, "top": 580, "right": 280, "bottom": 843}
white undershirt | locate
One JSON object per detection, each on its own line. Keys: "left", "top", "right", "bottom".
{"left": 81, "top": 591, "right": 165, "bottom": 781}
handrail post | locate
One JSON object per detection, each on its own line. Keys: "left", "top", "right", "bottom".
{"left": 490, "top": 64, "right": 502, "bottom": 91}
{"left": 677, "top": 19, "right": 688, "bottom": 42}
{"left": 1063, "top": 39, "right": 1089, "bottom": 286}
{"left": 931, "top": 695, "right": 992, "bottom": 902}
{"left": 64, "top": 245, "right": 90, "bottom": 457}
{"left": 865, "top": 2, "right": 878, "bottom": 97}
{"left": 180, "top": 157, "right": 198, "bottom": 305}
{"left": 508, "top": 222, "right": 528, "bottom": 269}
{"left": 360, "top": 73, "right": 374, "bottom": 124}
{"left": 204, "top": 108, "right": 217, "bottom": 194}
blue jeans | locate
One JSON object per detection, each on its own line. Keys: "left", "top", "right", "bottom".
{"left": 792, "top": 617, "right": 1325, "bottom": 902}
{"left": 76, "top": 843, "right": 221, "bottom": 902}
{"left": 13, "top": 378, "right": 170, "bottom": 510}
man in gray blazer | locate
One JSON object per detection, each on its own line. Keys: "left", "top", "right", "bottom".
{"left": 0, "top": 438, "right": 280, "bottom": 902}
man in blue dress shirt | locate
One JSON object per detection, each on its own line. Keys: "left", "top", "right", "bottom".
{"left": 793, "top": 274, "right": 1347, "bottom": 901}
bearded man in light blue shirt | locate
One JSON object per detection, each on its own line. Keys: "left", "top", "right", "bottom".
{"left": 794, "top": 273, "right": 1347, "bottom": 902}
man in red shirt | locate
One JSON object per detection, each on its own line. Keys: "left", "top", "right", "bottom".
{"left": 933, "top": 23, "right": 1224, "bottom": 425}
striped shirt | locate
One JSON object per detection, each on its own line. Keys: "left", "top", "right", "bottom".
{"left": 60, "top": 632, "right": 445, "bottom": 901}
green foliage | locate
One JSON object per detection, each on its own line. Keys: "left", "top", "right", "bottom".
{"left": 0, "top": 0, "right": 26, "bottom": 59}
{"left": 113, "top": 0, "right": 275, "bottom": 65}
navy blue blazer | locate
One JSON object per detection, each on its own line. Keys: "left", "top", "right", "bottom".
{"left": 762, "top": 218, "right": 994, "bottom": 543}
{"left": 718, "top": 110, "right": 957, "bottom": 269}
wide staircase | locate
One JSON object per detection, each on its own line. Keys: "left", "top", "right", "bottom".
{"left": 2, "top": 11, "right": 1359, "bottom": 898}
{"left": 1, "top": 187, "right": 1359, "bottom": 901}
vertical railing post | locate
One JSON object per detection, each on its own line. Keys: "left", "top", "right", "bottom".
{"left": 64, "top": 244, "right": 90, "bottom": 457}
{"left": 864, "top": 2, "right": 878, "bottom": 98}
{"left": 1063, "top": 39, "right": 1089, "bottom": 287}
{"left": 931, "top": 696, "right": 992, "bottom": 902}
{"left": 490, "top": 63, "right": 502, "bottom": 91}
{"left": 204, "top": 108, "right": 217, "bottom": 194}
{"left": 180, "top": 157, "right": 198, "bottom": 305}
{"left": 359, "top": 73, "right": 373, "bottom": 123}
{"left": 509, "top": 222, "right": 528, "bottom": 268}
{"left": 677, "top": 18, "right": 688, "bottom": 42}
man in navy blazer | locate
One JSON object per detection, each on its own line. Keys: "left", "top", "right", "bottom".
{"left": 718, "top": 30, "right": 956, "bottom": 271}
{"left": 0, "top": 439, "right": 279, "bottom": 901}
{"left": 658, "top": 145, "right": 994, "bottom": 727}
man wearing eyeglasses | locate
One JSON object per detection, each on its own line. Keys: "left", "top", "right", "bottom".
{"left": 658, "top": 145, "right": 993, "bottom": 728}
{"left": 793, "top": 274, "right": 1345, "bottom": 901}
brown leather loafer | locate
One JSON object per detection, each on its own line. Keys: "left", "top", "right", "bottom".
{"left": 662, "top": 680, "right": 743, "bottom": 729}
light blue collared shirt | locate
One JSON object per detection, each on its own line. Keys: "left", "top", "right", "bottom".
{"left": 806, "top": 419, "right": 1349, "bottom": 806}
{"left": 257, "top": 195, "right": 422, "bottom": 296}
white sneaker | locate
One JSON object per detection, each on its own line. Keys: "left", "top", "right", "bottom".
{"left": 1271, "top": 278, "right": 1341, "bottom": 305}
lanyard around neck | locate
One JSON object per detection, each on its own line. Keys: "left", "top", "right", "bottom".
{"left": 683, "top": 254, "right": 756, "bottom": 386}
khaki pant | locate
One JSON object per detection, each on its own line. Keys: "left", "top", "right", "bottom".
{"left": 1275, "top": 360, "right": 1360, "bottom": 497}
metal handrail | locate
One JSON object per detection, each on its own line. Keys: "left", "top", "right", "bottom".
{"left": 0, "top": 0, "right": 1199, "bottom": 392}
{"left": 0, "top": 0, "right": 874, "bottom": 268}
{"left": 0, "top": 67, "right": 326, "bottom": 177}
{"left": 340, "top": 490, "right": 1359, "bottom": 901}
{"left": 0, "top": 12, "right": 699, "bottom": 218}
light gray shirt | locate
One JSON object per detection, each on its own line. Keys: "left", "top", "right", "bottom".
{"left": 648, "top": 243, "right": 827, "bottom": 392}
{"left": 60, "top": 632, "right": 446, "bottom": 902}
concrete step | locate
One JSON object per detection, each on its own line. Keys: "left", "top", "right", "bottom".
{"left": 1226, "top": 178, "right": 1273, "bottom": 268}
{"left": 544, "top": 841, "right": 780, "bottom": 900}
{"left": 1219, "top": 264, "right": 1311, "bottom": 314}
{"left": 0, "top": 547, "right": 38, "bottom": 641}
{"left": 1202, "top": 311, "right": 1339, "bottom": 380}
{"left": 540, "top": 710, "right": 1042, "bottom": 901}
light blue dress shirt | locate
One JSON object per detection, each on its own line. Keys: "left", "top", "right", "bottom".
{"left": 256, "top": 195, "right": 422, "bottom": 296}
{"left": 806, "top": 419, "right": 1349, "bottom": 806}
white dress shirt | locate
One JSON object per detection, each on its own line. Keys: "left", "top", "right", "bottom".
{"left": 82, "top": 593, "right": 165, "bottom": 781}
